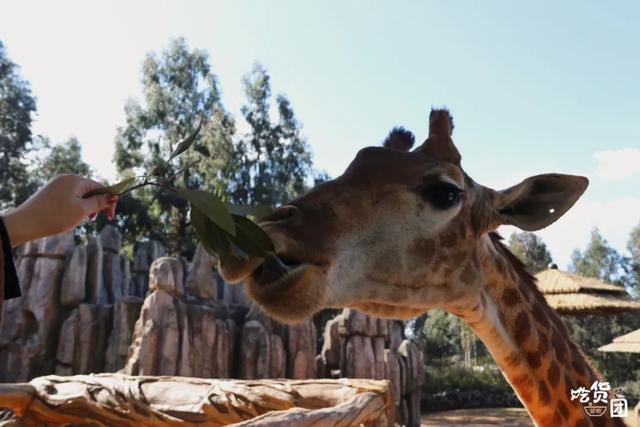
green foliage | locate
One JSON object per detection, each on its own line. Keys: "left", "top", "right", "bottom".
{"left": 563, "top": 314, "right": 640, "bottom": 385}
{"left": 113, "top": 41, "right": 313, "bottom": 257}
{"left": 0, "top": 40, "right": 38, "bottom": 208}
{"left": 36, "top": 137, "right": 92, "bottom": 182}
{"left": 570, "top": 228, "right": 627, "bottom": 285}
{"left": 565, "top": 227, "right": 640, "bottom": 385}
{"left": 422, "top": 310, "right": 463, "bottom": 360}
{"left": 627, "top": 222, "right": 640, "bottom": 294}
{"left": 227, "top": 64, "right": 312, "bottom": 206}
{"left": 508, "top": 231, "right": 553, "bottom": 273}
{"left": 103, "top": 125, "right": 273, "bottom": 265}
{"left": 423, "top": 364, "right": 510, "bottom": 394}
{"left": 113, "top": 38, "right": 236, "bottom": 256}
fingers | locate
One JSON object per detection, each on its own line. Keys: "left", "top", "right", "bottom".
{"left": 79, "top": 177, "right": 107, "bottom": 197}
{"left": 83, "top": 194, "right": 118, "bottom": 218}
{"left": 103, "top": 199, "right": 118, "bottom": 221}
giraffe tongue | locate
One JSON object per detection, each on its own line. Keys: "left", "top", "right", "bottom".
{"left": 255, "top": 256, "right": 290, "bottom": 286}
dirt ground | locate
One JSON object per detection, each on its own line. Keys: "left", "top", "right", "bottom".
{"left": 421, "top": 408, "right": 638, "bottom": 426}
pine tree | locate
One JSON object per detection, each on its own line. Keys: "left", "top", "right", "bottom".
{"left": 113, "top": 38, "right": 235, "bottom": 256}
{"left": 508, "top": 231, "right": 553, "bottom": 273}
{"left": 228, "top": 64, "right": 312, "bottom": 206}
{"left": 0, "top": 40, "right": 38, "bottom": 208}
{"left": 564, "top": 227, "right": 640, "bottom": 384}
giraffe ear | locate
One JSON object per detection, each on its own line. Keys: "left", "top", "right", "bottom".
{"left": 495, "top": 174, "right": 588, "bottom": 231}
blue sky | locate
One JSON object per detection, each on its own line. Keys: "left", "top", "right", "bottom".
{"left": 1, "top": 0, "right": 639, "bottom": 267}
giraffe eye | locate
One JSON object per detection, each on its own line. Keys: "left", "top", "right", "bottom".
{"left": 420, "top": 181, "right": 463, "bottom": 210}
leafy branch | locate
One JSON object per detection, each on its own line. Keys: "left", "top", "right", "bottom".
{"left": 83, "top": 122, "right": 274, "bottom": 264}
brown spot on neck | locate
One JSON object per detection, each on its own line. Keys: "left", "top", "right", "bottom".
{"left": 479, "top": 233, "right": 616, "bottom": 427}
{"left": 502, "top": 288, "right": 521, "bottom": 306}
{"left": 513, "top": 311, "right": 531, "bottom": 345}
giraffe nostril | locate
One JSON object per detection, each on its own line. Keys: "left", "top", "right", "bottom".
{"left": 261, "top": 205, "right": 300, "bottom": 224}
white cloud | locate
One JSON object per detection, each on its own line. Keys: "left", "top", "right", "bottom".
{"left": 593, "top": 148, "right": 640, "bottom": 181}
{"left": 500, "top": 195, "right": 640, "bottom": 270}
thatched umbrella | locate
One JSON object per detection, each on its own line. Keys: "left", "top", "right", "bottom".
{"left": 534, "top": 269, "right": 640, "bottom": 315}
{"left": 598, "top": 329, "right": 640, "bottom": 353}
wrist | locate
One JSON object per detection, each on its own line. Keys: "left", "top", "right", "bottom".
{"left": 2, "top": 209, "right": 35, "bottom": 247}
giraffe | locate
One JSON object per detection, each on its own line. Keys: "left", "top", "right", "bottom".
{"left": 219, "top": 108, "right": 624, "bottom": 427}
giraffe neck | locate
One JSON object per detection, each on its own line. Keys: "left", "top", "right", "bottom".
{"left": 452, "top": 233, "right": 624, "bottom": 427}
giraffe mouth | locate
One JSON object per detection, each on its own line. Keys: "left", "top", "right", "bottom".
{"left": 244, "top": 254, "right": 328, "bottom": 323}
{"left": 252, "top": 255, "right": 304, "bottom": 286}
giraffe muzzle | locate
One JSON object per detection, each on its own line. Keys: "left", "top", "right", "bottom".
{"left": 254, "top": 255, "right": 290, "bottom": 286}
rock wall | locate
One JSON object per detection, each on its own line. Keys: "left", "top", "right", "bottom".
{"left": 319, "top": 309, "right": 424, "bottom": 427}
{"left": 0, "top": 227, "right": 424, "bottom": 426}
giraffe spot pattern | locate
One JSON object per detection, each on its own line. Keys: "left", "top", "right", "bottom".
{"left": 440, "top": 230, "right": 458, "bottom": 247}
{"left": 547, "top": 360, "right": 560, "bottom": 389}
{"left": 526, "top": 351, "right": 541, "bottom": 369}
{"left": 538, "top": 380, "right": 551, "bottom": 405}
{"left": 453, "top": 250, "right": 469, "bottom": 266}
{"left": 531, "top": 303, "right": 550, "bottom": 330}
{"left": 411, "top": 238, "right": 435, "bottom": 262}
{"left": 557, "top": 399, "right": 570, "bottom": 420}
{"left": 538, "top": 332, "right": 549, "bottom": 357}
{"left": 513, "top": 311, "right": 531, "bottom": 345}
{"left": 572, "top": 359, "right": 586, "bottom": 376}
{"left": 460, "top": 262, "right": 475, "bottom": 284}
{"left": 502, "top": 288, "right": 521, "bottom": 306}
{"left": 563, "top": 374, "right": 575, "bottom": 393}
{"left": 551, "top": 328, "right": 568, "bottom": 363}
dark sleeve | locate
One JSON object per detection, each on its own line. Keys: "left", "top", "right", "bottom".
{"left": 0, "top": 216, "right": 20, "bottom": 300}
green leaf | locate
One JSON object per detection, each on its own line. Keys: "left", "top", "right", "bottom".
{"left": 83, "top": 177, "right": 135, "bottom": 198}
{"left": 190, "top": 204, "right": 231, "bottom": 262}
{"left": 168, "top": 121, "right": 202, "bottom": 162}
{"left": 229, "top": 214, "right": 275, "bottom": 257}
{"left": 227, "top": 204, "right": 273, "bottom": 219}
{"left": 170, "top": 187, "right": 235, "bottom": 236}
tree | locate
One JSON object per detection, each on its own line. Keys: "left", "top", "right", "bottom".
{"left": 113, "top": 38, "right": 236, "bottom": 256}
{"left": 627, "top": 222, "right": 640, "bottom": 295}
{"left": 0, "top": 40, "right": 38, "bottom": 209}
{"left": 113, "top": 41, "right": 314, "bottom": 257}
{"left": 36, "top": 137, "right": 92, "bottom": 181}
{"left": 570, "top": 228, "right": 626, "bottom": 285}
{"left": 508, "top": 231, "right": 553, "bottom": 273}
{"left": 31, "top": 136, "right": 97, "bottom": 240}
{"left": 421, "top": 309, "right": 462, "bottom": 360}
{"left": 227, "top": 64, "right": 312, "bottom": 206}
{"left": 564, "top": 227, "right": 640, "bottom": 384}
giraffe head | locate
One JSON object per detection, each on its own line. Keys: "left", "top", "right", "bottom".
{"left": 219, "top": 109, "right": 588, "bottom": 323}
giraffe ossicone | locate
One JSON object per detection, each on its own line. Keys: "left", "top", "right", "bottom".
{"left": 220, "top": 108, "right": 623, "bottom": 427}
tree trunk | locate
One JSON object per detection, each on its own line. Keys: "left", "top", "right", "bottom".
{"left": 0, "top": 374, "right": 393, "bottom": 427}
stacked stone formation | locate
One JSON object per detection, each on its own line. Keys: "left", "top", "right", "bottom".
{"left": 0, "top": 232, "right": 74, "bottom": 381}
{"left": 122, "top": 256, "right": 237, "bottom": 378}
{"left": 239, "top": 303, "right": 317, "bottom": 380}
{"left": 319, "top": 308, "right": 424, "bottom": 426}
{"left": 0, "top": 227, "right": 163, "bottom": 380}
{"left": 0, "top": 234, "right": 423, "bottom": 427}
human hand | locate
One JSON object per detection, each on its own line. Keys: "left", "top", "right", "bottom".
{"left": 2, "top": 174, "right": 118, "bottom": 247}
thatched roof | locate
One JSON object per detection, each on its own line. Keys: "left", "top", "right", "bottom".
{"left": 534, "top": 269, "right": 640, "bottom": 315}
{"left": 598, "top": 329, "right": 640, "bottom": 353}
{"left": 535, "top": 269, "right": 626, "bottom": 294}
{"left": 542, "top": 293, "right": 640, "bottom": 315}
